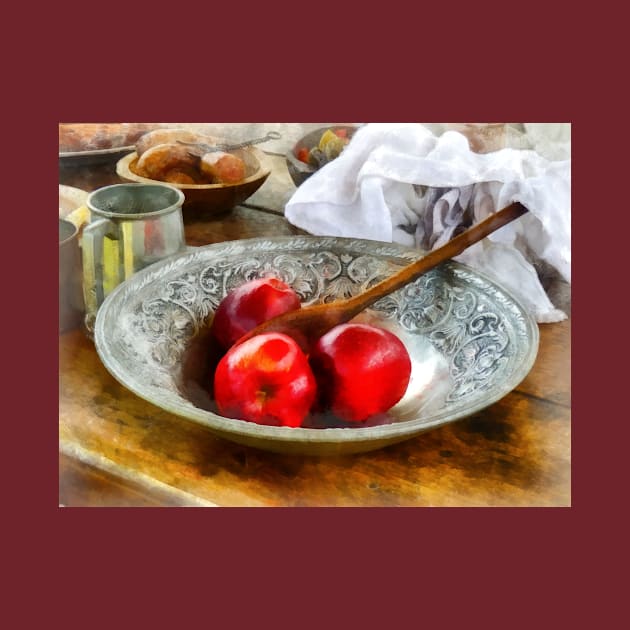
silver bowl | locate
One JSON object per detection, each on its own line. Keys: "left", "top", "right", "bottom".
{"left": 94, "top": 236, "right": 539, "bottom": 456}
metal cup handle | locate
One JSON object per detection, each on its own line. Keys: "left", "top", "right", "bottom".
{"left": 81, "top": 217, "right": 119, "bottom": 332}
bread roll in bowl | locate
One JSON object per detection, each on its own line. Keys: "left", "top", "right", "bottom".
{"left": 135, "top": 143, "right": 200, "bottom": 180}
{"left": 135, "top": 128, "right": 209, "bottom": 157}
{"left": 200, "top": 151, "right": 246, "bottom": 184}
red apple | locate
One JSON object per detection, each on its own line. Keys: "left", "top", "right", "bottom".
{"left": 211, "top": 277, "right": 301, "bottom": 350}
{"left": 309, "top": 323, "right": 412, "bottom": 422}
{"left": 213, "top": 332, "right": 317, "bottom": 427}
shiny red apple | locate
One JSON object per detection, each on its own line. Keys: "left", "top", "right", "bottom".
{"left": 213, "top": 332, "right": 317, "bottom": 427}
{"left": 309, "top": 323, "right": 412, "bottom": 422}
{"left": 210, "top": 277, "right": 301, "bottom": 350}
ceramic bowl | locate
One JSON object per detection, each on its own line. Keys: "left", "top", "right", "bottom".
{"left": 94, "top": 236, "right": 538, "bottom": 456}
{"left": 116, "top": 145, "right": 271, "bottom": 215}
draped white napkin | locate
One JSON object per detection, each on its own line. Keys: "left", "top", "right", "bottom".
{"left": 285, "top": 123, "right": 571, "bottom": 323}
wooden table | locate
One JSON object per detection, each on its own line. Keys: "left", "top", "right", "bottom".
{"left": 58, "top": 126, "right": 571, "bottom": 507}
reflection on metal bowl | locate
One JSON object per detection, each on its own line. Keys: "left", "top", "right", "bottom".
{"left": 94, "top": 236, "right": 538, "bottom": 456}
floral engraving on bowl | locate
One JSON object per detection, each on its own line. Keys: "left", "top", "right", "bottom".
{"left": 126, "top": 249, "right": 398, "bottom": 372}
{"left": 96, "top": 237, "right": 537, "bottom": 442}
{"left": 135, "top": 252, "right": 520, "bottom": 405}
{"left": 369, "top": 267, "right": 528, "bottom": 402}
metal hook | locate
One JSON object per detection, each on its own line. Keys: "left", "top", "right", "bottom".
{"left": 177, "top": 130, "right": 282, "bottom": 154}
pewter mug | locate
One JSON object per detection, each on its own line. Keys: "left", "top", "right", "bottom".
{"left": 82, "top": 183, "right": 186, "bottom": 333}
{"left": 59, "top": 218, "right": 85, "bottom": 333}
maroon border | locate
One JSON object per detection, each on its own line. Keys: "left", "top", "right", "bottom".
{"left": 11, "top": 7, "right": 612, "bottom": 627}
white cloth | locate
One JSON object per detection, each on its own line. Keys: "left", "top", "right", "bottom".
{"left": 285, "top": 123, "right": 571, "bottom": 323}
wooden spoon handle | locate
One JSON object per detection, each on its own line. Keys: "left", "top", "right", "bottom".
{"left": 342, "top": 201, "right": 528, "bottom": 317}
{"left": 238, "top": 202, "right": 528, "bottom": 350}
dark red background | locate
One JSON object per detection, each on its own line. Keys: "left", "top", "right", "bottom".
{"left": 6, "top": 2, "right": 618, "bottom": 628}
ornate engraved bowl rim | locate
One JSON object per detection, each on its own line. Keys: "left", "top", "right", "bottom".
{"left": 94, "top": 236, "right": 539, "bottom": 448}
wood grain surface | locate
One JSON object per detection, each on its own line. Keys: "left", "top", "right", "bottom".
{"left": 59, "top": 322, "right": 570, "bottom": 507}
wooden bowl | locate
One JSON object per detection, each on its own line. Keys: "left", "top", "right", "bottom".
{"left": 116, "top": 146, "right": 271, "bottom": 215}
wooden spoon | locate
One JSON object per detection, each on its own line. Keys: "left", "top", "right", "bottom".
{"left": 240, "top": 202, "right": 528, "bottom": 351}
